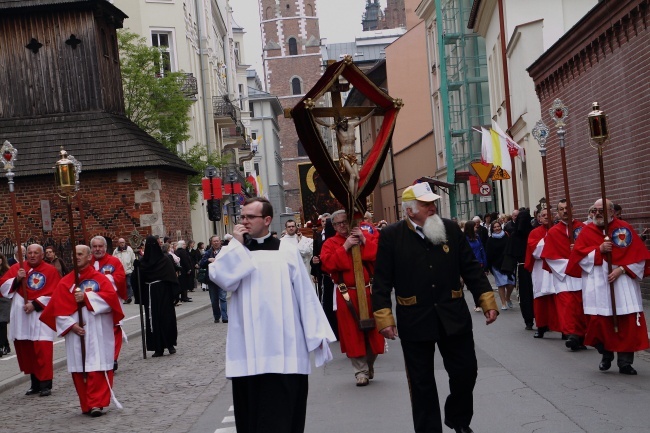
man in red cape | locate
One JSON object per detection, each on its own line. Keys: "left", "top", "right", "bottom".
{"left": 541, "top": 199, "right": 587, "bottom": 350}
{"left": 321, "top": 209, "right": 384, "bottom": 387}
{"left": 41, "top": 245, "right": 124, "bottom": 416}
{"left": 567, "top": 199, "right": 650, "bottom": 375}
{"left": 524, "top": 208, "right": 559, "bottom": 338}
{"left": 90, "top": 236, "right": 126, "bottom": 371}
{"left": 0, "top": 244, "right": 60, "bottom": 396}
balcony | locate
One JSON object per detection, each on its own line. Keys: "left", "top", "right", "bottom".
{"left": 221, "top": 120, "right": 247, "bottom": 146}
{"left": 213, "top": 95, "right": 240, "bottom": 127}
{"left": 178, "top": 73, "right": 198, "bottom": 99}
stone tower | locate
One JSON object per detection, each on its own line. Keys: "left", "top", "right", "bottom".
{"left": 258, "top": 0, "right": 323, "bottom": 217}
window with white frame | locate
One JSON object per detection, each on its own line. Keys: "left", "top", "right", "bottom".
{"left": 151, "top": 30, "right": 176, "bottom": 76}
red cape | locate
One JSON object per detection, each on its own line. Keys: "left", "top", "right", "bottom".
{"left": 0, "top": 261, "right": 60, "bottom": 301}
{"left": 524, "top": 225, "right": 549, "bottom": 273}
{"left": 567, "top": 219, "right": 650, "bottom": 278}
{"left": 542, "top": 220, "right": 586, "bottom": 261}
{"left": 92, "top": 254, "right": 127, "bottom": 299}
{"left": 320, "top": 233, "right": 378, "bottom": 286}
{"left": 40, "top": 266, "right": 125, "bottom": 331}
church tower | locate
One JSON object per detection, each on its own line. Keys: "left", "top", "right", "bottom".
{"left": 258, "top": 0, "right": 323, "bottom": 216}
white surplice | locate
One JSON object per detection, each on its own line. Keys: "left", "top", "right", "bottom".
{"left": 209, "top": 238, "right": 336, "bottom": 378}
{"left": 531, "top": 238, "right": 555, "bottom": 298}
{"left": 55, "top": 289, "right": 115, "bottom": 373}
{"left": 0, "top": 277, "right": 54, "bottom": 341}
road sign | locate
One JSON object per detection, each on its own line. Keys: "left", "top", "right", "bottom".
{"left": 479, "top": 182, "right": 492, "bottom": 196}
{"left": 470, "top": 161, "right": 493, "bottom": 182}
{"left": 480, "top": 195, "right": 492, "bottom": 202}
{"left": 492, "top": 166, "right": 511, "bottom": 180}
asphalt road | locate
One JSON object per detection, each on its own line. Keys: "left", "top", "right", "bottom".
{"left": 1, "top": 288, "right": 650, "bottom": 433}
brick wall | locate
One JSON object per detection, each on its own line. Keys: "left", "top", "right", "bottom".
{"left": 0, "top": 168, "right": 191, "bottom": 249}
{"left": 530, "top": 0, "right": 650, "bottom": 298}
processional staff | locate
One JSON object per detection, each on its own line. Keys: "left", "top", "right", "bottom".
{"left": 587, "top": 102, "right": 618, "bottom": 333}
{"left": 550, "top": 99, "right": 576, "bottom": 244}
{"left": 531, "top": 120, "right": 552, "bottom": 230}
{"left": 54, "top": 147, "right": 88, "bottom": 376}
{"left": 1, "top": 141, "right": 27, "bottom": 302}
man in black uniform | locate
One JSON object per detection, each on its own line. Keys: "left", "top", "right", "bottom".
{"left": 372, "top": 183, "right": 498, "bottom": 433}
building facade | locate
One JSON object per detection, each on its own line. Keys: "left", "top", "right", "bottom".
{"left": 258, "top": 0, "right": 323, "bottom": 219}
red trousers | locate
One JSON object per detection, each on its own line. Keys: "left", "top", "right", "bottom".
{"left": 72, "top": 371, "right": 113, "bottom": 413}
{"left": 533, "top": 295, "right": 561, "bottom": 332}
{"left": 556, "top": 291, "right": 588, "bottom": 336}
{"left": 14, "top": 340, "right": 53, "bottom": 380}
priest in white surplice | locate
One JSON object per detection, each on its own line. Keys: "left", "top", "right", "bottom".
{"left": 209, "top": 197, "right": 336, "bottom": 433}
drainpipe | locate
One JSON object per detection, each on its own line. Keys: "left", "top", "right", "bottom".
{"left": 195, "top": 0, "right": 213, "bottom": 157}
{"left": 498, "top": 0, "right": 518, "bottom": 209}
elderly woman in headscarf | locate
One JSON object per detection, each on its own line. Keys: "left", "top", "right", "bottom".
{"left": 134, "top": 236, "right": 179, "bottom": 357}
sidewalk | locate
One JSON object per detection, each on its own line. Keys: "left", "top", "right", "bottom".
{"left": 0, "top": 288, "right": 212, "bottom": 394}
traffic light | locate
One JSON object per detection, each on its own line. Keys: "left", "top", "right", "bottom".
{"left": 207, "top": 199, "right": 222, "bottom": 221}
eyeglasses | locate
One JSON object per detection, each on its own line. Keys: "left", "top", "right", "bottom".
{"left": 332, "top": 220, "right": 348, "bottom": 227}
{"left": 589, "top": 209, "right": 597, "bottom": 214}
{"left": 240, "top": 214, "right": 264, "bottom": 221}
{"left": 593, "top": 208, "right": 605, "bottom": 214}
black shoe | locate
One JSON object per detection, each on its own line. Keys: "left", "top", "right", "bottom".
{"left": 214, "top": 319, "right": 219, "bottom": 323}
{"left": 599, "top": 359, "right": 612, "bottom": 371}
{"left": 3, "top": 345, "right": 11, "bottom": 355}
{"left": 90, "top": 407, "right": 103, "bottom": 417}
{"left": 152, "top": 352, "right": 164, "bottom": 357}
{"left": 565, "top": 336, "right": 580, "bottom": 351}
{"left": 454, "top": 427, "right": 474, "bottom": 433}
{"left": 123, "top": 297, "right": 132, "bottom": 305}
{"left": 525, "top": 324, "right": 534, "bottom": 331}
{"left": 181, "top": 298, "right": 192, "bottom": 302}
{"left": 39, "top": 389, "right": 52, "bottom": 397}
{"left": 168, "top": 347, "right": 176, "bottom": 354}
{"left": 619, "top": 365, "right": 637, "bottom": 375}
{"left": 222, "top": 319, "right": 228, "bottom": 323}
{"left": 533, "top": 326, "right": 548, "bottom": 338}
{"left": 25, "top": 388, "right": 40, "bottom": 396}
{"left": 113, "top": 361, "right": 118, "bottom": 372}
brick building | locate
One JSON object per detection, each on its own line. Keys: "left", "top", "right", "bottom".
{"left": 259, "top": 0, "right": 323, "bottom": 216}
{"left": 527, "top": 0, "right": 650, "bottom": 296}
{"left": 0, "top": 0, "right": 195, "bottom": 255}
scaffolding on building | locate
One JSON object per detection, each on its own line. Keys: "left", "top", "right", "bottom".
{"left": 437, "top": 0, "right": 494, "bottom": 219}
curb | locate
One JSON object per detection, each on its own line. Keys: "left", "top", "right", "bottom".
{"left": 0, "top": 302, "right": 211, "bottom": 395}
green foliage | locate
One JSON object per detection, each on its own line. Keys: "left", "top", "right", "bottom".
{"left": 117, "top": 30, "right": 192, "bottom": 153}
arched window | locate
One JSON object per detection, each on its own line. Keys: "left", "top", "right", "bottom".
{"left": 306, "top": 4, "right": 313, "bottom": 16}
{"left": 266, "top": 7, "right": 273, "bottom": 19}
{"left": 288, "top": 37, "right": 297, "bottom": 56}
{"left": 291, "top": 77, "right": 302, "bottom": 95}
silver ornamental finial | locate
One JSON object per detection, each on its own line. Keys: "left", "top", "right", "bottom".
{"left": 532, "top": 120, "right": 550, "bottom": 156}
{"left": 549, "top": 98, "right": 569, "bottom": 128}
{"left": 1, "top": 140, "right": 17, "bottom": 171}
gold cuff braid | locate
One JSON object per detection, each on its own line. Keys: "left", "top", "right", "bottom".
{"left": 477, "top": 291, "right": 499, "bottom": 313}
{"left": 374, "top": 308, "right": 396, "bottom": 330}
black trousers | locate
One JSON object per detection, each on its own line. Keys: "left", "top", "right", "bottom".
{"left": 232, "top": 373, "right": 308, "bottom": 433}
{"left": 517, "top": 264, "right": 535, "bottom": 326}
{"left": 401, "top": 332, "right": 478, "bottom": 433}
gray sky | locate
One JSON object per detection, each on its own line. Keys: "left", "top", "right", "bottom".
{"left": 232, "top": 0, "right": 385, "bottom": 81}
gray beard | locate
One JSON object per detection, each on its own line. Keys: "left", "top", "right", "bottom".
{"left": 422, "top": 214, "right": 447, "bottom": 245}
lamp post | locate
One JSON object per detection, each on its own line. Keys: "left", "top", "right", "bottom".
{"left": 549, "top": 98, "right": 575, "bottom": 244}
{"left": 54, "top": 147, "right": 87, "bottom": 374}
{"left": 587, "top": 102, "right": 617, "bottom": 332}
{"left": 531, "top": 120, "right": 552, "bottom": 229}
{"left": 1, "top": 141, "right": 27, "bottom": 302}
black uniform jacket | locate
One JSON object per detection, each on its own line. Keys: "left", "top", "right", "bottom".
{"left": 372, "top": 218, "right": 497, "bottom": 341}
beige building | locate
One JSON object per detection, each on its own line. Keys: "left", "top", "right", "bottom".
{"left": 468, "top": 0, "right": 598, "bottom": 213}
{"left": 111, "top": 0, "right": 253, "bottom": 242}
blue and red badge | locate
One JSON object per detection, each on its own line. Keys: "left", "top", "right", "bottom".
{"left": 100, "top": 264, "right": 115, "bottom": 275}
{"left": 27, "top": 272, "right": 46, "bottom": 290}
{"left": 612, "top": 227, "right": 632, "bottom": 248}
{"left": 80, "top": 279, "right": 100, "bottom": 292}
{"left": 360, "top": 222, "right": 376, "bottom": 235}
{"left": 573, "top": 227, "right": 582, "bottom": 239}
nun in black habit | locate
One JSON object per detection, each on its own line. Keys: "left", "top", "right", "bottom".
{"left": 134, "top": 236, "right": 179, "bottom": 357}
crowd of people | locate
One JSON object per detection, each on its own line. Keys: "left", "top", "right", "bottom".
{"left": 1, "top": 191, "right": 648, "bottom": 433}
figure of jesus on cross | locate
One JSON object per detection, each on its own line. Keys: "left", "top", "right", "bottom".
{"left": 314, "top": 111, "right": 374, "bottom": 202}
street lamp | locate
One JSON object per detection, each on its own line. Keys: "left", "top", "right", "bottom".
{"left": 1, "top": 140, "right": 27, "bottom": 301}
{"left": 54, "top": 147, "right": 87, "bottom": 373}
{"left": 587, "top": 102, "right": 617, "bottom": 332}
{"left": 549, "top": 98, "right": 575, "bottom": 243}
{"left": 531, "top": 120, "right": 552, "bottom": 229}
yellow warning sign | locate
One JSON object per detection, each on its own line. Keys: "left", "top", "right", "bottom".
{"left": 470, "top": 162, "right": 493, "bottom": 183}
{"left": 492, "top": 166, "right": 511, "bottom": 180}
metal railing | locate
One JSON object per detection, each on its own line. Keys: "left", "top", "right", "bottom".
{"left": 213, "top": 95, "right": 240, "bottom": 121}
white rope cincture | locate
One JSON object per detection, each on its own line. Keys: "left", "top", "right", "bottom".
{"left": 104, "top": 371, "right": 123, "bottom": 409}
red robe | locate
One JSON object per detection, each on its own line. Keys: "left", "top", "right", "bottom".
{"left": 541, "top": 220, "right": 587, "bottom": 336}
{"left": 92, "top": 254, "right": 127, "bottom": 299}
{"left": 567, "top": 219, "right": 650, "bottom": 352}
{"left": 321, "top": 233, "right": 384, "bottom": 358}
{"left": 525, "top": 225, "right": 560, "bottom": 331}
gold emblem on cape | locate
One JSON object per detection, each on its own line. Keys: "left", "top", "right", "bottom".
{"left": 442, "top": 244, "right": 449, "bottom": 253}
